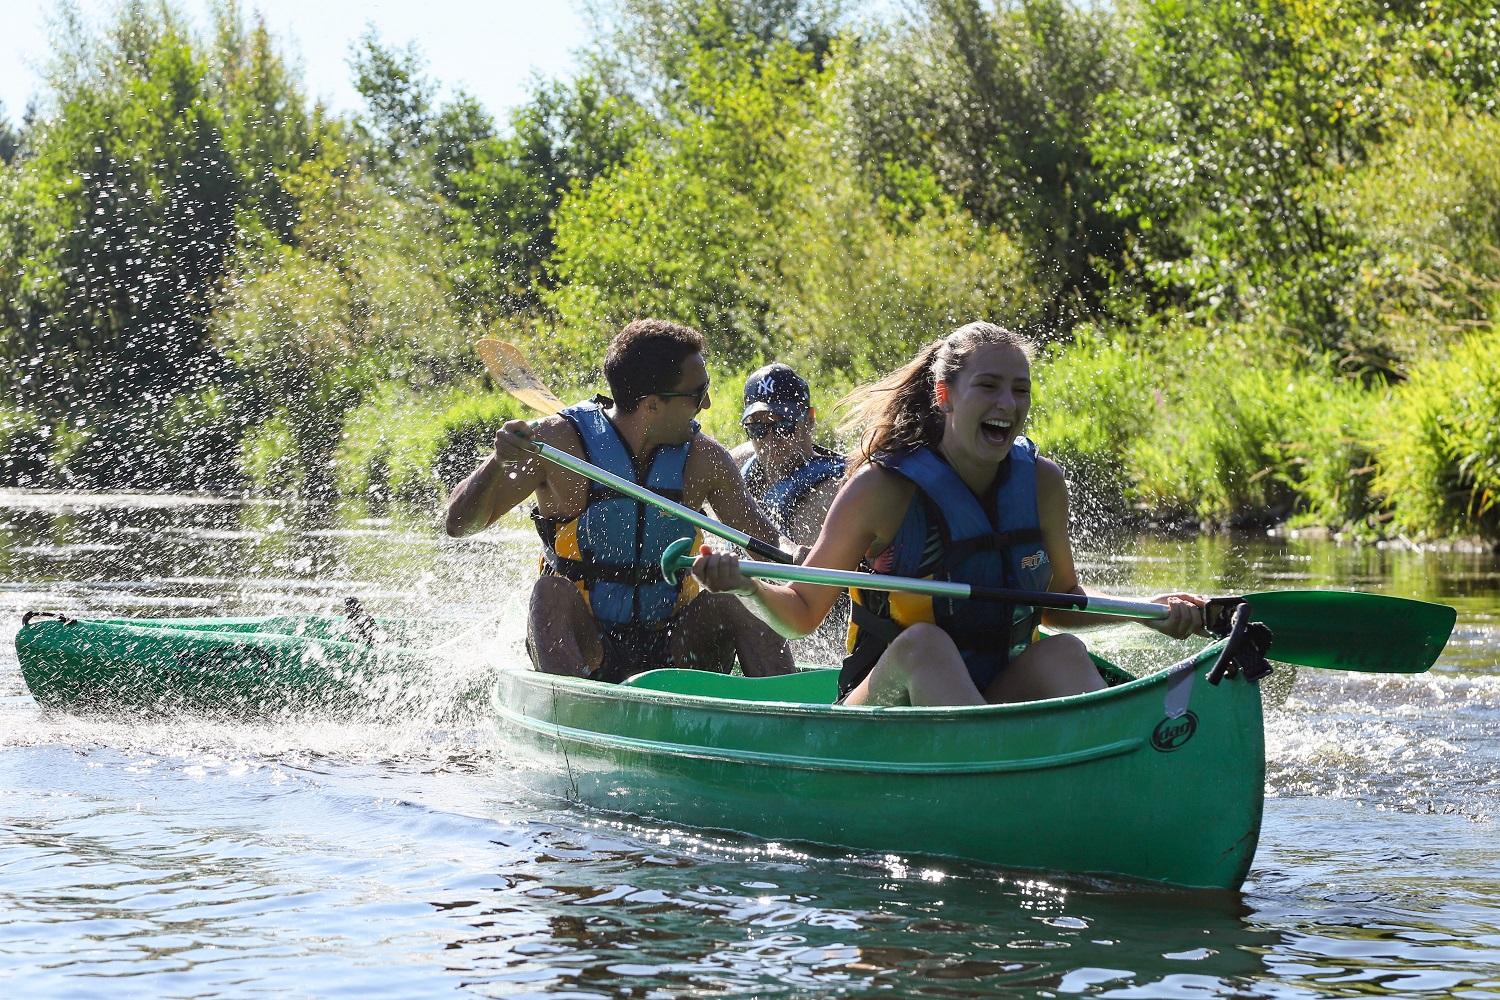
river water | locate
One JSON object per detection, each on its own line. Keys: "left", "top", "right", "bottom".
{"left": 2, "top": 489, "right": 1497, "bottom": 998}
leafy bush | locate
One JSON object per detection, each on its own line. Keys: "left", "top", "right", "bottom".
{"left": 1374, "top": 327, "right": 1500, "bottom": 540}
{"left": 51, "top": 386, "right": 250, "bottom": 493}
{"left": 764, "top": 142, "right": 1038, "bottom": 375}
{"left": 1033, "top": 324, "right": 1383, "bottom": 531}
{"left": 240, "top": 411, "right": 302, "bottom": 498}
{"left": 0, "top": 407, "right": 54, "bottom": 487}
{"left": 1343, "top": 103, "right": 1500, "bottom": 362}
{"left": 336, "top": 383, "right": 526, "bottom": 511}
{"left": 544, "top": 40, "right": 823, "bottom": 364}
{"left": 1027, "top": 330, "right": 1158, "bottom": 518}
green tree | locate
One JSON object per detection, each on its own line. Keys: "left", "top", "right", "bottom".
{"left": 0, "top": 0, "right": 325, "bottom": 487}
{"left": 583, "top": 0, "right": 849, "bottom": 112}
{"left": 544, "top": 40, "right": 823, "bottom": 362}
{"left": 348, "top": 30, "right": 496, "bottom": 200}
{"left": 209, "top": 1, "right": 321, "bottom": 245}
{"left": 212, "top": 139, "right": 470, "bottom": 503}
{"left": 764, "top": 89, "right": 1039, "bottom": 374}
{"left": 841, "top": 0, "right": 1134, "bottom": 333}
{"left": 1087, "top": 0, "right": 1493, "bottom": 373}
{"left": 444, "top": 75, "right": 646, "bottom": 316}
{"left": 1, "top": 4, "right": 240, "bottom": 421}
{"left": 0, "top": 104, "right": 20, "bottom": 164}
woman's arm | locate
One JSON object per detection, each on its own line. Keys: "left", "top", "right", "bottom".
{"left": 692, "top": 466, "right": 901, "bottom": 639}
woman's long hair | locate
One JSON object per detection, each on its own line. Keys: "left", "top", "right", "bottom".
{"left": 838, "top": 322, "right": 1036, "bottom": 466}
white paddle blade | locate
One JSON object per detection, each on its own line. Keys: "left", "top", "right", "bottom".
{"left": 475, "top": 339, "right": 566, "bottom": 415}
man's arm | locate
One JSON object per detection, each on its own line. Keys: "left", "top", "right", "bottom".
{"left": 788, "top": 476, "right": 842, "bottom": 548}
{"left": 444, "top": 418, "right": 557, "bottom": 537}
{"left": 698, "top": 436, "right": 783, "bottom": 546}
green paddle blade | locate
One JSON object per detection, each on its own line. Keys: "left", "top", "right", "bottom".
{"left": 1244, "top": 590, "right": 1457, "bottom": 673}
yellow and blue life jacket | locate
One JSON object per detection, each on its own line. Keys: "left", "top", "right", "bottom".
{"left": 740, "top": 446, "right": 845, "bottom": 533}
{"left": 839, "top": 439, "right": 1050, "bottom": 697}
{"left": 534, "top": 401, "right": 701, "bottom": 629}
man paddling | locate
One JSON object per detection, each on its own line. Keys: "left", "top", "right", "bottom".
{"left": 729, "top": 363, "right": 845, "bottom": 548}
{"left": 445, "top": 319, "right": 794, "bottom": 682}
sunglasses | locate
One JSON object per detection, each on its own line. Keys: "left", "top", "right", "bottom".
{"left": 655, "top": 381, "right": 711, "bottom": 410}
{"left": 742, "top": 417, "right": 799, "bottom": 439}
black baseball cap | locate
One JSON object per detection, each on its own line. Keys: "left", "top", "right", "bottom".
{"left": 742, "top": 363, "right": 811, "bottom": 423}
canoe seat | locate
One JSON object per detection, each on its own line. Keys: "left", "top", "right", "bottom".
{"left": 623, "top": 667, "right": 839, "bottom": 704}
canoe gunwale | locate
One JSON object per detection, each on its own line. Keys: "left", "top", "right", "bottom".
{"left": 16, "top": 616, "right": 430, "bottom": 659}
{"left": 494, "top": 643, "right": 1220, "bottom": 721}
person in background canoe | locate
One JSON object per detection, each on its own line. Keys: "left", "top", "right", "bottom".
{"left": 689, "top": 321, "right": 1205, "bottom": 706}
{"left": 729, "top": 363, "right": 846, "bottom": 549}
{"left": 445, "top": 318, "right": 795, "bottom": 683}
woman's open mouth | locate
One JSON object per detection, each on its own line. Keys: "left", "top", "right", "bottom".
{"left": 980, "top": 417, "right": 1014, "bottom": 447}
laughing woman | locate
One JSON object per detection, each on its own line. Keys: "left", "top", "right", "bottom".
{"left": 690, "top": 322, "right": 1205, "bottom": 706}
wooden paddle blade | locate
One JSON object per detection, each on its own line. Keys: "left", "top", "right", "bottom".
{"left": 476, "top": 338, "right": 566, "bottom": 415}
{"left": 1245, "top": 590, "right": 1456, "bottom": 673}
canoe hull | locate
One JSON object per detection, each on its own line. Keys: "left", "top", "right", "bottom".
{"left": 494, "top": 645, "right": 1264, "bottom": 890}
{"left": 15, "top": 614, "right": 437, "bottom": 713}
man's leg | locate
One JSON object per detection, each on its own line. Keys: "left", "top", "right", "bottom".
{"left": 527, "top": 576, "right": 603, "bottom": 677}
{"left": 669, "top": 592, "right": 795, "bottom": 677}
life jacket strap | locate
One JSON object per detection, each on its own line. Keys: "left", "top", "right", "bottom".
{"left": 939, "top": 528, "right": 1045, "bottom": 572}
{"left": 543, "top": 551, "right": 667, "bottom": 587}
{"left": 584, "top": 482, "right": 685, "bottom": 504}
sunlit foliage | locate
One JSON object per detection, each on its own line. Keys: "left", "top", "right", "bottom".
{"left": 841, "top": 0, "right": 1134, "bottom": 333}
{"left": 1375, "top": 327, "right": 1500, "bottom": 539}
{"left": 0, "top": 0, "right": 1497, "bottom": 541}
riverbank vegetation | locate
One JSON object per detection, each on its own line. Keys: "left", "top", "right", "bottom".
{"left": 2, "top": 0, "right": 1498, "bottom": 544}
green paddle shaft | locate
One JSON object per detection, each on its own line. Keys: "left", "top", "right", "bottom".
{"left": 660, "top": 537, "right": 1168, "bottom": 621}
{"left": 529, "top": 441, "right": 794, "bottom": 564}
{"left": 661, "top": 539, "right": 1458, "bottom": 673}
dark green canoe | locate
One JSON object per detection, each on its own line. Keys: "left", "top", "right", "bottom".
{"left": 14, "top": 612, "right": 445, "bottom": 713}
{"left": 494, "top": 639, "right": 1265, "bottom": 891}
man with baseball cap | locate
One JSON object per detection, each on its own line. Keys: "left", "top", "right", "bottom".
{"left": 731, "top": 363, "right": 846, "bottom": 548}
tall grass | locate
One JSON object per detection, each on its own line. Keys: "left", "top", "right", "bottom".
{"left": 1374, "top": 327, "right": 1500, "bottom": 540}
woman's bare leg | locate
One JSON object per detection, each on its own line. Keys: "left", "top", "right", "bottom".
{"left": 984, "top": 632, "right": 1104, "bottom": 704}
{"left": 841, "top": 623, "right": 984, "bottom": 707}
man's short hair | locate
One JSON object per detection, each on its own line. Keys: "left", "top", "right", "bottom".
{"left": 604, "top": 319, "right": 705, "bottom": 413}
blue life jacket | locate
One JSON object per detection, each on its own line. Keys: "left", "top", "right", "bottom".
{"left": 535, "top": 401, "right": 697, "bottom": 629}
{"left": 840, "top": 439, "right": 1050, "bottom": 696}
{"left": 740, "top": 447, "right": 845, "bottom": 532}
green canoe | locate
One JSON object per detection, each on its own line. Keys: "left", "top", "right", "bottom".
{"left": 494, "top": 640, "right": 1265, "bottom": 891}
{"left": 14, "top": 611, "right": 445, "bottom": 713}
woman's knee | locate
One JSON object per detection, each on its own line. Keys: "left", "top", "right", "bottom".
{"left": 879, "top": 623, "right": 966, "bottom": 682}
{"left": 1041, "top": 631, "right": 1090, "bottom": 662}
{"left": 886, "top": 622, "right": 950, "bottom": 660}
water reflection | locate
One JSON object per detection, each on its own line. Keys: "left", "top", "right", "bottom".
{"left": 418, "top": 820, "right": 1275, "bottom": 997}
